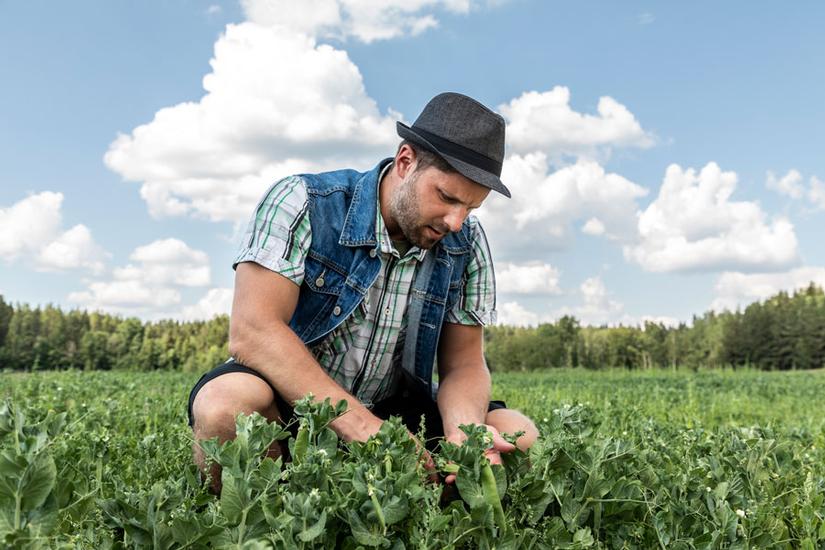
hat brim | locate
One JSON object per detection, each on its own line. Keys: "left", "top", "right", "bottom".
{"left": 396, "top": 121, "right": 511, "bottom": 198}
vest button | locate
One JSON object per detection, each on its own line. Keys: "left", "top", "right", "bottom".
{"left": 315, "top": 276, "right": 325, "bottom": 288}
{"left": 333, "top": 305, "right": 342, "bottom": 316}
{"left": 369, "top": 248, "right": 377, "bottom": 258}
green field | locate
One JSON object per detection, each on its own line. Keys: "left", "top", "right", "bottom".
{"left": 1, "top": 369, "right": 824, "bottom": 548}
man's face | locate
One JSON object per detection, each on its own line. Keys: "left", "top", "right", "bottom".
{"left": 389, "top": 164, "right": 491, "bottom": 249}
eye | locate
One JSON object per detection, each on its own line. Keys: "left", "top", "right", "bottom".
{"left": 439, "top": 190, "right": 458, "bottom": 204}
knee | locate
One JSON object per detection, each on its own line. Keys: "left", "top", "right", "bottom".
{"left": 191, "top": 372, "right": 280, "bottom": 440}
{"left": 486, "top": 408, "right": 540, "bottom": 452}
{"left": 191, "top": 393, "right": 242, "bottom": 440}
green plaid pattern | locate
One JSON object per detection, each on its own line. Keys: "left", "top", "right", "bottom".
{"left": 234, "top": 170, "right": 497, "bottom": 404}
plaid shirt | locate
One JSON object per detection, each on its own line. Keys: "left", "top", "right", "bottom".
{"left": 234, "top": 166, "right": 497, "bottom": 404}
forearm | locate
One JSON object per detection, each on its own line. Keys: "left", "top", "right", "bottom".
{"left": 436, "top": 363, "right": 491, "bottom": 441}
{"left": 230, "top": 319, "right": 382, "bottom": 442}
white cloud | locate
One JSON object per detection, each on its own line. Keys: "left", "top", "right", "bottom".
{"left": 495, "top": 276, "right": 626, "bottom": 327}
{"left": 711, "top": 267, "right": 825, "bottom": 312}
{"left": 575, "top": 276, "right": 623, "bottom": 325}
{"left": 104, "top": 22, "right": 399, "bottom": 223}
{"left": 69, "top": 238, "right": 210, "bottom": 316}
{"left": 581, "top": 217, "right": 605, "bottom": 236}
{"left": 38, "top": 225, "right": 107, "bottom": 274}
{"left": 765, "top": 169, "right": 825, "bottom": 210}
{"left": 808, "top": 176, "right": 825, "bottom": 210}
{"left": 0, "top": 192, "right": 108, "bottom": 273}
{"left": 206, "top": 5, "right": 222, "bottom": 15}
{"left": 497, "top": 262, "right": 561, "bottom": 294}
{"left": 114, "top": 238, "right": 210, "bottom": 287}
{"left": 766, "top": 169, "right": 804, "bottom": 199}
{"left": 499, "top": 86, "right": 653, "bottom": 159}
{"left": 180, "top": 287, "right": 234, "bottom": 320}
{"left": 105, "top": 0, "right": 499, "bottom": 224}
{"left": 68, "top": 280, "right": 181, "bottom": 311}
{"left": 0, "top": 192, "right": 63, "bottom": 260}
{"left": 624, "top": 162, "right": 799, "bottom": 273}
{"left": 478, "top": 155, "right": 647, "bottom": 260}
{"left": 241, "top": 0, "right": 472, "bottom": 43}
{"left": 496, "top": 301, "right": 544, "bottom": 327}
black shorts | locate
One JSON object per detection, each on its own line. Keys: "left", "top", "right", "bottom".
{"left": 187, "top": 359, "right": 507, "bottom": 450}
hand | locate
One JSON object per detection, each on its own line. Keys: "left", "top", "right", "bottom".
{"left": 443, "top": 424, "right": 516, "bottom": 484}
{"left": 330, "top": 407, "right": 384, "bottom": 443}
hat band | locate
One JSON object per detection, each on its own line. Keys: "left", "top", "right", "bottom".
{"left": 411, "top": 126, "right": 503, "bottom": 177}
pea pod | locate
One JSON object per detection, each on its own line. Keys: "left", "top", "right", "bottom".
{"left": 480, "top": 461, "right": 507, "bottom": 532}
{"left": 293, "top": 423, "right": 309, "bottom": 464}
{"left": 367, "top": 483, "right": 387, "bottom": 534}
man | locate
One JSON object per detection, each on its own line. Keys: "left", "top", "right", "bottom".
{"left": 188, "top": 92, "right": 538, "bottom": 490}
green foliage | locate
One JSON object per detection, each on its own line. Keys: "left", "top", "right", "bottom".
{"left": 485, "top": 283, "right": 825, "bottom": 372}
{"left": 0, "top": 295, "right": 229, "bottom": 372}
{"left": 1, "top": 369, "right": 825, "bottom": 547}
{"left": 2, "top": 284, "right": 825, "bottom": 372}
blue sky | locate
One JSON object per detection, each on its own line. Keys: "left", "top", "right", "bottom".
{"left": 1, "top": 0, "right": 823, "bottom": 325}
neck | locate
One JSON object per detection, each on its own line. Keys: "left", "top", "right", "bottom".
{"left": 379, "top": 163, "right": 404, "bottom": 241}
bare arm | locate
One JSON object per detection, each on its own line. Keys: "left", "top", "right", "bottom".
{"left": 229, "top": 261, "right": 383, "bottom": 442}
{"left": 435, "top": 322, "right": 492, "bottom": 441}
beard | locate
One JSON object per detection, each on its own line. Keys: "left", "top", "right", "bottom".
{"left": 388, "top": 170, "right": 449, "bottom": 250}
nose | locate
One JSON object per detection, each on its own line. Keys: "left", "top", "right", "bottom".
{"left": 443, "top": 206, "right": 466, "bottom": 233}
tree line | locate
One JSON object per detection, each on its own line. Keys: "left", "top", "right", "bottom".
{"left": 485, "top": 283, "right": 825, "bottom": 371}
{"left": 0, "top": 299, "right": 228, "bottom": 372}
{"left": 1, "top": 283, "right": 823, "bottom": 372}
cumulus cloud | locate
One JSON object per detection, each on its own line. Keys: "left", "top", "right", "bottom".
{"left": 575, "top": 276, "right": 623, "bottom": 325}
{"left": 810, "top": 176, "right": 825, "bottom": 209}
{"left": 765, "top": 169, "right": 825, "bottom": 210}
{"left": 68, "top": 238, "right": 210, "bottom": 315}
{"left": 499, "top": 86, "right": 654, "bottom": 159}
{"left": 115, "top": 238, "right": 210, "bottom": 287}
{"left": 105, "top": 0, "right": 495, "bottom": 224}
{"left": 0, "top": 192, "right": 108, "bottom": 273}
{"left": 766, "top": 169, "right": 804, "bottom": 199}
{"left": 68, "top": 281, "right": 181, "bottom": 312}
{"left": 477, "top": 155, "right": 647, "bottom": 260}
{"left": 496, "top": 276, "right": 625, "bottom": 327}
{"left": 105, "top": 22, "right": 399, "bottom": 223}
{"left": 710, "top": 267, "right": 825, "bottom": 312}
{"left": 581, "top": 217, "right": 606, "bottom": 236}
{"left": 38, "top": 225, "right": 107, "bottom": 274}
{"left": 624, "top": 162, "right": 799, "bottom": 273}
{"left": 241, "top": 0, "right": 473, "bottom": 43}
{"left": 496, "top": 301, "right": 544, "bottom": 327}
{"left": 181, "top": 287, "right": 234, "bottom": 320}
{"left": 497, "top": 261, "right": 561, "bottom": 294}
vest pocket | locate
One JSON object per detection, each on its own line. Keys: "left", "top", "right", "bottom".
{"left": 304, "top": 254, "right": 346, "bottom": 295}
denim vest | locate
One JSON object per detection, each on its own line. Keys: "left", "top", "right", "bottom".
{"left": 287, "top": 159, "right": 473, "bottom": 397}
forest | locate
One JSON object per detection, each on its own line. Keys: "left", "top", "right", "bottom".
{"left": 1, "top": 283, "right": 823, "bottom": 372}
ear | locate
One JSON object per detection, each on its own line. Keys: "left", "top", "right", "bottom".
{"left": 394, "top": 144, "right": 417, "bottom": 179}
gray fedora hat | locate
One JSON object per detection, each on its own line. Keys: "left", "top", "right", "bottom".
{"left": 396, "top": 92, "right": 511, "bottom": 198}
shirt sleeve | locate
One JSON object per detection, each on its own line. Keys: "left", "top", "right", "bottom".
{"left": 233, "top": 175, "right": 312, "bottom": 285}
{"left": 444, "top": 216, "right": 498, "bottom": 326}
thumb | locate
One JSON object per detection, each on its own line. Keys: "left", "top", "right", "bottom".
{"left": 487, "top": 425, "right": 516, "bottom": 453}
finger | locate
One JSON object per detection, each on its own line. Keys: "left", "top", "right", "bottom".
{"left": 445, "top": 473, "right": 456, "bottom": 484}
{"left": 484, "top": 448, "right": 504, "bottom": 466}
{"left": 487, "top": 426, "right": 516, "bottom": 453}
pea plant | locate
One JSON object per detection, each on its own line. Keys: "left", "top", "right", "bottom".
{"left": 2, "top": 369, "right": 825, "bottom": 548}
